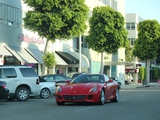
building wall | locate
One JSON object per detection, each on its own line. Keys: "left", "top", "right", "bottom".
{"left": 0, "top": 0, "right": 126, "bottom": 77}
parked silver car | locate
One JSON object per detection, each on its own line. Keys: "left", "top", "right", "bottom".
{"left": 39, "top": 76, "right": 55, "bottom": 99}
{"left": 39, "top": 74, "right": 72, "bottom": 98}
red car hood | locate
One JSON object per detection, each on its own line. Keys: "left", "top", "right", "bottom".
{"left": 59, "top": 83, "right": 103, "bottom": 94}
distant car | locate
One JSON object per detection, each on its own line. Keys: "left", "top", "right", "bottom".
{"left": 41, "top": 74, "right": 72, "bottom": 84}
{"left": 67, "top": 72, "right": 86, "bottom": 79}
{"left": 39, "top": 76, "right": 55, "bottom": 99}
{"left": 109, "top": 77, "right": 122, "bottom": 86}
{"left": 55, "top": 74, "right": 120, "bottom": 105}
{"left": 0, "top": 81, "right": 9, "bottom": 100}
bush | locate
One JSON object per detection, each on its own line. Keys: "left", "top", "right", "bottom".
{"left": 139, "top": 67, "right": 145, "bottom": 80}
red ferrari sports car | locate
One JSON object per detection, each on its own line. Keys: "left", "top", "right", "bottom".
{"left": 55, "top": 74, "right": 120, "bottom": 105}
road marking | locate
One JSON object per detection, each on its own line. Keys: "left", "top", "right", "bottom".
{"left": 74, "top": 107, "right": 93, "bottom": 112}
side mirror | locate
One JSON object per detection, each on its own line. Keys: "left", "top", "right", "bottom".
{"left": 66, "top": 80, "right": 70, "bottom": 84}
{"left": 108, "top": 79, "right": 114, "bottom": 83}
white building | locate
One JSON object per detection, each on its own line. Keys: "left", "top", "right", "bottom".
{"left": 0, "top": 0, "right": 126, "bottom": 84}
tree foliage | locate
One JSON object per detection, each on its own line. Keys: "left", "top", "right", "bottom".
{"left": 133, "top": 20, "right": 160, "bottom": 85}
{"left": 139, "top": 67, "right": 145, "bottom": 80}
{"left": 86, "top": 6, "right": 128, "bottom": 53}
{"left": 133, "top": 20, "right": 160, "bottom": 60}
{"left": 125, "top": 39, "right": 133, "bottom": 62}
{"left": 42, "top": 52, "right": 56, "bottom": 74}
{"left": 23, "top": 0, "right": 89, "bottom": 42}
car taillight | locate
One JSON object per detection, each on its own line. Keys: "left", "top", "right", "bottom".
{"left": 2, "top": 84, "right": 6, "bottom": 88}
{"left": 36, "top": 78, "right": 40, "bottom": 85}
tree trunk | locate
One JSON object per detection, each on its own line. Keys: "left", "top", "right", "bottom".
{"left": 41, "top": 40, "right": 49, "bottom": 75}
{"left": 146, "top": 59, "right": 150, "bottom": 85}
{"left": 100, "top": 52, "right": 104, "bottom": 74}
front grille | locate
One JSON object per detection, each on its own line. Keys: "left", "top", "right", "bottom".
{"left": 63, "top": 95, "right": 86, "bottom": 100}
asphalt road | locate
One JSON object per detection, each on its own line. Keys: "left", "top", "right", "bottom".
{"left": 0, "top": 85, "right": 160, "bottom": 120}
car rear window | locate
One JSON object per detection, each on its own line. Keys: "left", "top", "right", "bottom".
{"left": 0, "top": 68, "right": 17, "bottom": 78}
{"left": 19, "top": 68, "right": 37, "bottom": 77}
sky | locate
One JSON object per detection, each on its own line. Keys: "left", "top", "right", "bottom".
{"left": 125, "top": 0, "right": 160, "bottom": 23}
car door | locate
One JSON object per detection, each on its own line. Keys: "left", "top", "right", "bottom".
{"left": 104, "top": 75, "right": 115, "bottom": 99}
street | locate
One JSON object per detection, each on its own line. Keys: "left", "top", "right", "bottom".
{"left": 0, "top": 85, "right": 160, "bottom": 120}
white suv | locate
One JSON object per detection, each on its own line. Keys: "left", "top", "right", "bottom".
{"left": 0, "top": 65, "right": 41, "bottom": 101}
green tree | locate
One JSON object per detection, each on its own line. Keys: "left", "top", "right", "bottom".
{"left": 23, "top": 0, "right": 89, "bottom": 74}
{"left": 125, "top": 39, "right": 133, "bottom": 62}
{"left": 86, "top": 6, "right": 128, "bottom": 73}
{"left": 133, "top": 20, "right": 160, "bottom": 85}
{"left": 42, "top": 52, "right": 56, "bottom": 74}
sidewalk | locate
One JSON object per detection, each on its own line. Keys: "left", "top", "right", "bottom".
{"left": 121, "top": 82, "right": 159, "bottom": 89}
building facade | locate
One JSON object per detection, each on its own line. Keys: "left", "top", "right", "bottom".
{"left": 0, "top": 0, "right": 126, "bottom": 84}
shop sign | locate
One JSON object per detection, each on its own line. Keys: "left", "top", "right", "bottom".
{"left": 25, "top": 63, "right": 34, "bottom": 67}
{"left": 17, "top": 33, "right": 45, "bottom": 44}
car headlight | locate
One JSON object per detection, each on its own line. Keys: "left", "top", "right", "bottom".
{"left": 89, "top": 86, "right": 98, "bottom": 92}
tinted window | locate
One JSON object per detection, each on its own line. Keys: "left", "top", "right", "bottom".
{"left": 39, "top": 76, "right": 46, "bottom": 82}
{"left": 72, "top": 75, "right": 104, "bottom": 83}
{"left": 55, "top": 75, "right": 66, "bottom": 81}
{"left": 0, "top": 68, "right": 17, "bottom": 78}
{"left": 20, "top": 68, "right": 37, "bottom": 77}
{"left": 42, "top": 76, "right": 55, "bottom": 82}
{"left": 104, "top": 75, "right": 109, "bottom": 82}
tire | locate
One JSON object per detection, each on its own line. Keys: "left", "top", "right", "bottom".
{"left": 110, "top": 88, "right": 119, "bottom": 102}
{"left": 15, "top": 87, "right": 30, "bottom": 101}
{"left": 56, "top": 102, "right": 65, "bottom": 105}
{"left": 40, "top": 88, "right": 50, "bottom": 99}
{"left": 98, "top": 90, "right": 105, "bottom": 105}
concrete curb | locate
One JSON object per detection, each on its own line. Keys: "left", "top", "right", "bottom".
{"left": 121, "top": 83, "right": 159, "bottom": 89}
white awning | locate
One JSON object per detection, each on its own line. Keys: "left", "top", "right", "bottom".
{"left": 25, "top": 48, "right": 43, "bottom": 63}
{"left": 25, "top": 49, "right": 68, "bottom": 65}
{"left": 0, "top": 45, "right": 12, "bottom": 56}
{"left": 68, "top": 52, "right": 90, "bottom": 68}
{"left": 55, "top": 53, "right": 68, "bottom": 65}
{"left": 5, "top": 46, "right": 38, "bottom": 64}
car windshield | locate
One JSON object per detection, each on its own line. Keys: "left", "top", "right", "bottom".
{"left": 71, "top": 74, "right": 105, "bottom": 83}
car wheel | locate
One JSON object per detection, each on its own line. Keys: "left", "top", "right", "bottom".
{"left": 40, "top": 88, "right": 50, "bottom": 99}
{"left": 16, "top": 87, "right": 29, "bottom": 101}
{"left": 98, "top": 89, "right": 105, "bottom": 105}
{"left": 110, "top": 88, "right": 119, "bottom": 102}
{"left": 56, "top": 102, "right": 65, "bottom": 105}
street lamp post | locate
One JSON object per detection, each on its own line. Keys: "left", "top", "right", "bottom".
{"left": 79, "top": 34, "right": 82, "bottom": 73}
{"left": 68, "top": 35, "right": 82, "bottom": 73}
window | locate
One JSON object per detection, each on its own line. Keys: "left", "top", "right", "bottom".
{"left": 0, "top": 3, "right": 22, "bottom": 28}
{"left": 126, "top": 23, "right": 130, "bottom": 30}
{"left": 55, "top": 75, "right": 65, "bottom": 81}
{"left": 19, "top": 68, "right": 37, "bottom": 77}
{"left": 0, "top": 68, "right": 17, "bottom": 78}
{"left": 126, "top": 23, "right": 136, "bottom": 30}
{"left": 131, "top": 23, "right": 135, "bottom": 30}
